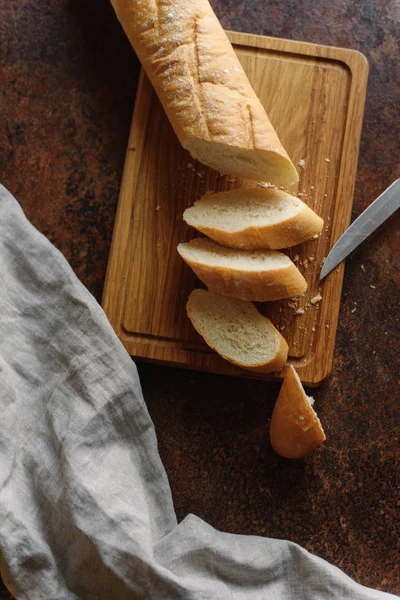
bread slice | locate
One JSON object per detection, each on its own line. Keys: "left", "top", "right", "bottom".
{"left": 177, "top": 238, "right": 307, "bottom": 301}
{"left": 183, "top": 188, "right": 324, "bottom": 250}
{"left": 269, "top": 366, "right": 326, "bottom": 458}
{"left": 187, "top": 289, "right": 288, "bottom": 373}
{"left": 110, "top": 0, "right": 298, "bottom": 185}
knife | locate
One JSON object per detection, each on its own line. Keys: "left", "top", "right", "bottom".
{"left": 320, "top": 179, "right": 400, "bottom": 281}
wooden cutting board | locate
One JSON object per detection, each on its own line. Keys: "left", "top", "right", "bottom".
{"left": 102, "top": 31, "right": 368, "bottom": 386}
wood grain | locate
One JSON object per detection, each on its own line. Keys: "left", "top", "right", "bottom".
{"left": 102, "top": 31, "right": 368, "bottom": 386}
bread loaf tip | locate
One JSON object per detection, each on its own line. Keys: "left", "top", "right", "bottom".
{"left": 269, "top": 365, "right": 326, "bottom": 458}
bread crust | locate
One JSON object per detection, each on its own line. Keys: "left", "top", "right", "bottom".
{"left": 269, "top": 366, "right": 326, "bottom": 458}
{"left": 178, "top": 243, "right": 307, "bottom": 301}
{"left": 184, "top": 189, "right": 324, "bottom": 250}
{"left": 187, "top": 289, "right": 288, "bottom": 373}
{"left": 110, "top": 0, "right": 298, "bottom": 184}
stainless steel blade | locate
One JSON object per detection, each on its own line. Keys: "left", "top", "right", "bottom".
{"left": 320, "top": 179, "right": 400, "bottom": 280}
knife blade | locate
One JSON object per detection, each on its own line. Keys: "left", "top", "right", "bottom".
{"left": 320, "top": 179, "right": 400, "bottom": 281}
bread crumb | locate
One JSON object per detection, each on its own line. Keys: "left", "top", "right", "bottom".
{"left": 296, "top": 308, "right": 305, "bottom": 315}
{"left": 187, "top": 163, "right": 193, "bottom": 169}
{"left": 310, "top": 185, "right": 315, "bottom": 190}
{"left": 312, "top": 327, "right": 316, "bottom": 332}
{"left": 156, "top": 205, "right": 161, "bottom": 211}
{"left": 324, "top": 194, "right": 328, "bottom": 198}
{"left": 298, "top": 158, "right": 305, "bottom": 168}
{"left": 351, "top": 307, "right": 357, "bottom": 313}
{"left": 308, "top": 256, "right": 315, "bottom": 262}
{"left": 311, "top": 293, "right": 323, "bottom": 305}
{"left": 303, "top": 259, "right": 309, "bottom": 269}
{"left": 298, "top": 415, "right": 305, "bottom": 421}
{"left": 370, "top": 284, "right": 376, "bottom": 289}
{"left": 325, "top": 324, "right": 329, "bottom": 328}
{"left": 361, "top": 264, "right": 366, "bottom": 272}
{"left": 312, "top": 233, "right": 319, "bottom": 240}
{"left": 297, "top": 192, "right": 304, "bottom": 197}
{"left": 325, "top": 157, "right": 331, "bottom": 163}
{"left": 293, "top": 254, "right": 299, "bottom": 262}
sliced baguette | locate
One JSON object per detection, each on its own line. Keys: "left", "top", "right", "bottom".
{"left": 183, "top": 188, "right": 324, "bottom": 250}
{"left": 269, "top": 366, "right": 326, "bottom": 458}
{"left": 110, "top": 0, "right": 298, "bottom": 185}
{"left": 187, "top": 289, "right": 288, "bottom": 373}
{"left": 178, "top": 238, "right": 307, "bottom": 301}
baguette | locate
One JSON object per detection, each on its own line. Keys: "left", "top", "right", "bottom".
{"left": 183, "top": 188, "right": 324, "bottom": 250}
{"left": 178, "top": 238, "right": 307, "bottom": 301}
{"left": 269, "top": 366, "right": 326, "bottom": 458}
{"left": 187, "top": 289, "right": 288, "bottom": 373}
{"left": 110, "top": 0, "right": 298, "bottom": 185}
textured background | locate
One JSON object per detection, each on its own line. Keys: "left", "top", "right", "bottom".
{"left": 0, "top": 0, "right": 399, "bottom": 597}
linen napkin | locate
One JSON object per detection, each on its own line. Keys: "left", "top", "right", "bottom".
{"left": 0, "top": 183, "right": 397, "bottom": 599}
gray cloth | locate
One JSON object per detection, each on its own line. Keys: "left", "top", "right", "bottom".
{"left": 0, "top": 183, "right": 396, "bottom": 600}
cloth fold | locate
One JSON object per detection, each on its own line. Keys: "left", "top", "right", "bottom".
{"left": 0, "top": 184, "right": 396, "bottom": 599}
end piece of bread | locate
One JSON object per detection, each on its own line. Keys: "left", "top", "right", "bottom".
{"left": 178, "top": 238, "right": 307, "bottom": 301}
{"left": 110, "top": 0, "right": 298, "bottom": 185}
{"left": 187, "top": 289, "right": 288, "bottom": 373}
{"left": 183, "top": 188, "right": 324, "bottom": 250}
{"left": 269, "top": 366, "right": 326, "bottom": 458}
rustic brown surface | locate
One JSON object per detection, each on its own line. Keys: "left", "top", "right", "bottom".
{"left": 102, "top": 33, "right": 368, "bottom": 385}
{"left": 0, "top": 0, "right": 399, "bottom": 597}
